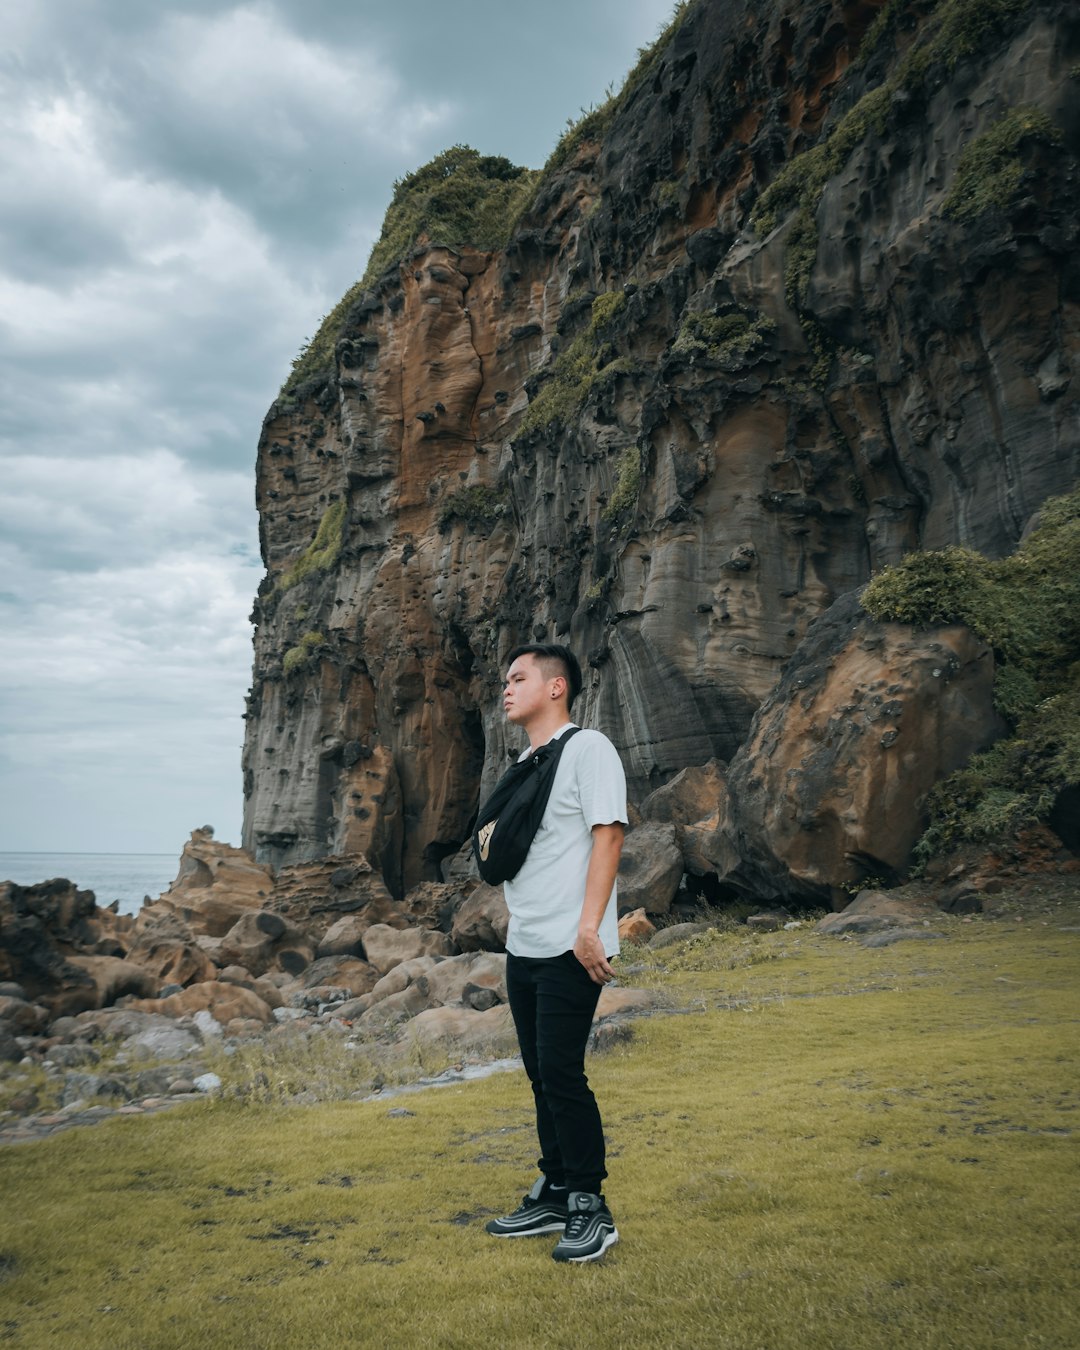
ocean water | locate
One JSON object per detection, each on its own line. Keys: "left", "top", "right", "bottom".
{"left": 0, "top": 853, "right": 179, "bottom": 917}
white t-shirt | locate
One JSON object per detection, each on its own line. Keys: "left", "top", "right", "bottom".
{"left": 503, "top": 723, "right": 628, "bottom": 959}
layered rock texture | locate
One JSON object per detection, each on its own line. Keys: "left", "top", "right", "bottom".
{"left": 243, "top": 0, "right": 1080, "bottom": 900}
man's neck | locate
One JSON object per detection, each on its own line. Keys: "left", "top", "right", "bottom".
{"left": 522, "top": 708, "right": 573, "bottom": 752}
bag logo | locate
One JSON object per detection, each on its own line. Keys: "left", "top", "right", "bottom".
{"left": 477, "top": 820, "right": 497, "bottom": 861}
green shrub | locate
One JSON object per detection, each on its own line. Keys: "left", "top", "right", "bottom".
{"left": 276, "top": 500, "right": 346, "bottom": 594}
{"left": 436, "top": 485, "right": 507, "bottom": 534}
{"left": 862, "top": 485, "right": 1080, "bottom": 858}
{"left": 673, "top": 309, "right": 776, "bottom": 366}
{"left": 942, "top": 106, "right": 1062, "bottom": 221}
{"left": 283, "top": 630, "right": 325, "bottom": 674}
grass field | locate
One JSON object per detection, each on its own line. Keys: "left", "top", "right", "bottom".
{"left": 1, "top": 896, "right": 1077, "bottom": 1349}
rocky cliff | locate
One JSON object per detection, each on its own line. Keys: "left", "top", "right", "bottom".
{"left": 242, "top": 0, "right": 1080, "bottom": 899}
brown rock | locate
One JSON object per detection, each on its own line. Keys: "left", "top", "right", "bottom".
{"left": 414, "top": 952, "right": 506, "bottom": 1008}
{"left": 640, "top": 761, "right": 726, "bottom": 825}
{"left": 361, "top": 924, "right": 455, "bottom": 975}
{"left": 816, "top": 890, "right": 938, "bottom": 936}
{"left": 65, "top": 955, "right": 159, "bottom": 1012}
{"left": 127, "top": 980, "right": 274, "bottom": 1025}
{"left": 138, "top": 827, "right": 274, "bottom": 937}
{"left": 450, "top": 882, "right": 509, "bottom": 952}
{"left": 0, "top": 995, "right": 49, "bottom": 1035}
{"left": 268, "top": 855, "right": 401, "bottom": 942}
{"left": 315, "top": 916, "right": 369, "bottom": 958}
{"left": 648, "top": 922, "right": 711, "bottom": 950}
{"left": 300, "top": 955, "right": 378, "bottom": 997}
{"left": 617, "top": 909, "right": 657, "bottom": 944}
{"left": 217, "top": 910, "right": 314, "bottom": 978}
{"left": 725, "top": 598, "right": 1007, "bottom": 905}
{"left": 126, "top": 937, "right": 217, "bottom": 989}
{"left": 617, "top": 824, "right": 683, "bottom": 915}
{"left": 595, "top": 987, "right": 665, "bottom": 1019}
{"left": 404, "top": 1005, "right": 516, "bottom": 1056}
{"left": 354, "top": 984, "right": 430, "bottom": 1035}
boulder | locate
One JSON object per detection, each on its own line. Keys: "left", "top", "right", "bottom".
{"left": 815, "top": 889, "right": 939, "bottom": 936}
{"left": 122, "top": 1024, "right": 201, "bottom": 1060}
{"left": 648, "top": 922, "right": 712, "bottom": 950}
{"left": 399, "top": 880, "right": 477, "bottom": 931}
{"left": 450, "top": 883, "right": 509, "bottom": 952}
{"left": 618, "top": 909, "right": 657, "bottom": 944}
{"left": 595, "top": 986, "right": 665, "bottom": 1019}
{"left": 127, "top": 980, "right": 275, "bottom": 1025}
{"left": 353, "top": 984, "right": 430, "bottom": 1035}
{"left": 347, "top": 955, "right": 443, "bottom": 1016}
{"left": 617, "top": 824, "right": 683, "bottom": 914}
{"left": 0, "top": 1029, "right": 24, "bottom": 1063}
{"left": 640, "top": 760, "right": 726, "bottom": 826}
{"left": 126, "top": 936, "right": 217, "bottom": 989}
{"left": 315, "top": 916, "right": 369, "bottom": 959}
{"left": 414, "top": 952, "right": 507, "bottom": 1008}
{"left": 723, "top": 595, "right": 1007, "bottom": 906}
{"left": 65, "top": 955, "right": 159, "bottom": 1011}
{"left": 0, "top": 994, "right": 49, "bottom": 1034}
{"left": 300, "top": 955, "right": 378, "bottom": 997}
{"left": 361, "top": 924, "right": 455, "bottom": 976}
{"left": 217, "top": 910, "right": 314, "bottom": 978}
{"left": 403, "top": 1005, "right": 516, "bottom": 1056}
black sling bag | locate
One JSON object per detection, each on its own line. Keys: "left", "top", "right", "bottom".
{"left": 471, "top": 726, "right": 583, "bottom": 885}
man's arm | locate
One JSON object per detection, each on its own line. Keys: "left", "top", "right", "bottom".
{"left": 573, "top": 822, "right": 625, "bottom": 985}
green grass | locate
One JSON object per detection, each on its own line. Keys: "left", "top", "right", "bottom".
{"left": 1, "top": 899, "right": 1077, "bottom": 1349}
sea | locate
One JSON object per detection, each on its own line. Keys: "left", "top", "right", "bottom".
{"left": 0, "top": 853, "right": 180, "bottom": 918}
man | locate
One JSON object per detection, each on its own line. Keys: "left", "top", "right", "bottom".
{"left": 484, "top": 642, "right": 627, "bottom": 1263}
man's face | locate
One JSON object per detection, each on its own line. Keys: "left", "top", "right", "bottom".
{"left": 503, "top": 653, "right": 558, "bottom": 725}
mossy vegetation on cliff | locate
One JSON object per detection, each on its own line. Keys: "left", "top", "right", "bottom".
{"left": 436, "top": 485, "right": 508, "bottom": 535}
{"left": 276, "top": 500, "right": 346, "bottom": 594}
{"left": 752, "top": 0, "right": 1038, "bottom": 379}
{"left": 517, "top": 291, "right": 629, "bottom": 435}
{"left": 861, "top": 485, "right": 1080, "bottom": 859}
{"left": 942, "top": 106, "right": 1062, "bottom": 221}
{"left": 283, "top": 630, "right": 326, "bottom": 674}
{"left": 283, "top": 148, "right": 536, "bottom": 395}
{"left": 673, "top": 308, "right": 777, "bottom": 367}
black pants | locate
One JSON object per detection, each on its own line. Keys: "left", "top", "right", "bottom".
{"left": 505, "top": 950, "right": 606, "bottom": 1196}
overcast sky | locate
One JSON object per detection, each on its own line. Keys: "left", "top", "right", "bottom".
{"left": 0, "top": 0, "right": 676, "bottom": 856}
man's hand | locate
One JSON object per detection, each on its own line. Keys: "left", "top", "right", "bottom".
{"left": 574, "top": 822, "right": 624, "bottom": 984}
{"left": 574, "top": 928, "right": 616, "bottom": 985}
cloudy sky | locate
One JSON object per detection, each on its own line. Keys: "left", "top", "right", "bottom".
{"left": 0, "top": 0, "right": 675, "bottom": 855}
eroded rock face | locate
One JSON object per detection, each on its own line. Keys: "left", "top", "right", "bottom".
{"left": 139, "top": 827, "right": 274, "bottom": 937}
{"left": 721, "top": 595, "right": 1007, "bottom": 905}
{"left": 241, "top": 0, "right": 1080, "bottom": 899}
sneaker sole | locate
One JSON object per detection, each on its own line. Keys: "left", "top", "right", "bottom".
{"left": 486, "top": 1221, "right": 566, "bottom": 1238}
{"left": 555, "top": 1226, "right": 619, "bottom": 1263}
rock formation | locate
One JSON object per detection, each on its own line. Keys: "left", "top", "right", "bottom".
{"left": 239, "top": 0, "right": 1079, "bottom": 902}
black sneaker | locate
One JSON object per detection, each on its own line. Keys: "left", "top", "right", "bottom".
{"left": 551, "top": 1191, "right": 619, "bottom": 1263}
{"left": 485, "top": 1177, "right": 569, "bottom": 1237}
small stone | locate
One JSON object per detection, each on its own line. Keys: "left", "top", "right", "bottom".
{"left": 193, "top": 1073, "right": 222, "bottom": 1093}
{"left": 168, "top": 1079, "right": 196, "bottom": 1094}
{"left": 387, "top": 1107, "right": 415, "bottom": 1118}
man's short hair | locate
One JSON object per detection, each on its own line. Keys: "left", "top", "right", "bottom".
{"left": 507, "top": 643, "right": 583, "bottom": 710}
